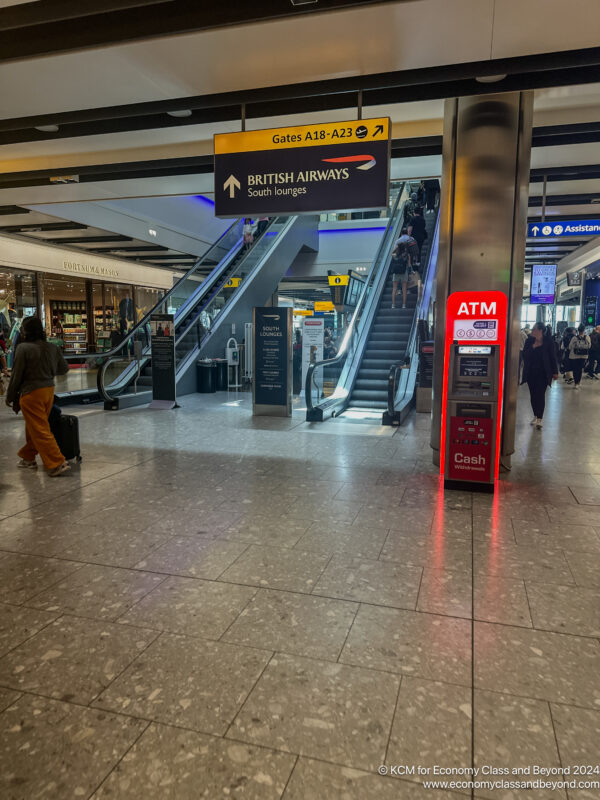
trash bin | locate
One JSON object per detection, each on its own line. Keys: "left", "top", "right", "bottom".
{"left": 214, "top": 359, "right": 228, "bottom": 391}
{"left": 197, "top": 360, "right": 216, "bottom": 393}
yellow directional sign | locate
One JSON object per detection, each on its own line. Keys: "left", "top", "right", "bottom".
{"left": 214, "top": 117, "right": 391, "bottom": 218}
{"left": 215, "top": 118, "right": 390, "bottom": 155}
{"left": 328, "top": 275, "right": 350, "bottom": 286}
{"left": 225, "top": 277, "right": 242, "bottom": 288}
{"left": 293, "top": 309, "right": 313, "bottom": 316}
{"left": 314, "top": 301, "right": 335, "bottom": 312}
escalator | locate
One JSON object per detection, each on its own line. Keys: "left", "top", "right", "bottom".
{"left": 347, "top": 210, "right": 438, "bottom": 410}
{"left": 305, "top": 182, "right": 439, "bottom": 424}
{"left": 97, "top": 213, "right": 318, "bottom": 407}
{"left": 54, "top": 217, "right": 247, "bottom": 404}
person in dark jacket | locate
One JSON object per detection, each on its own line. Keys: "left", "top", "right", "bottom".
{"left": 408, "top": 206, "right": 427, "bottom": 264}
{"left": 521, "top": 321, "right": 559, "bottom": 430}
{"left": 423, "top": 178, "right": 440, "bottom": 212}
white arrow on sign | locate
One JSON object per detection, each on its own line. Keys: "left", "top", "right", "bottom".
{"left": 531, "top": 225, "right": 540, "bottom": 236}
{"left": 224, "top": 174, "right": 241, "bottom": 198}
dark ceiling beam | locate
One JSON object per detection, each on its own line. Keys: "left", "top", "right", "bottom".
{"left": 0, "top": 0, "right": 401, "bottom": 62}
{"left": 52, "top": 234, "right": 133, "bottom": 243}
{"left": 530, "top": 164, "right": 600, "bottom": 182}
{"left": 0, "top": 205, "right": 29, "bottom": 215}
{"left": 528, "top": 193, "right": 600, "bottom": 207}
{"left": 0, "top": 221, "right": 87, "bottom": 232}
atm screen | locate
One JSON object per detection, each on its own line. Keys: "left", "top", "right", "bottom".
{"left": 459, "top": 357, "right": 488, "bottom": 377}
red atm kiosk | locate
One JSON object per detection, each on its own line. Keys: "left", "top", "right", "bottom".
{"left": 440, "top": 291, "right": 508, "bottom": 492}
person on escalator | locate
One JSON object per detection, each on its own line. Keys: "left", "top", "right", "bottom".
{"left": 5, "top": 316, "right": 71, "bottom": 476}
{"left": 391, "top": 235, "right": 412, "bottom": 310}
{"left": 407, "top": 207, "right": 427, "bottom": 265}
{"left": 243, "top": 219, "right": 254, "bottom": 251}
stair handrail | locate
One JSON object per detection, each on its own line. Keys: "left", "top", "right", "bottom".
{"left": 305, "top": 184, "right": 407, "bottom": 421}
{"left": 386, "top": 209, "right": 440, "bottom": 422}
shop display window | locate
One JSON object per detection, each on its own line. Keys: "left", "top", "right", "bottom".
{"left": 43, "top": 275, "right": 88, "bottom": 353}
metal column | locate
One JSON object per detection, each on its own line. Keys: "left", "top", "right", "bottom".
{"left": 431, "top": 92, "right": 533, "bottom": 471}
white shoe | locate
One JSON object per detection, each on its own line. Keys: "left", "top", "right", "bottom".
{"left": 535, "top": 418, "right": 543, "bottom": 429}
{"left": 48, "top": 461, "right": 71, "bottom": 477}
{"left": 530, "top": 417, "right": 537, "bottom": 425}
{"left": 17, "top": 459, "right": 37, "bottom": 470}
{"left": 574, "top": 384, "right": 580, "bottom": 390}
{"left": 402, "top": 304, "right": 406, "bottom": 309}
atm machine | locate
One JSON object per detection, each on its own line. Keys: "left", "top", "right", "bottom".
{"left": 440, "top": 291, "right": 508, "bottom": 492}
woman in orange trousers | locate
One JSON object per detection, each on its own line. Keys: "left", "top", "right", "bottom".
{"left": 5, "top": 316, "right": 71, "bottom": 476}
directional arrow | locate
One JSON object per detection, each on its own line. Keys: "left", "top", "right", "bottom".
{"left": 531, "top": 225, "right": 540, "bottom": 236}
{"left": 224, "top": 174, "right": 241, "bottom": 198}
{"left": 373, "top": 124, "right": 384, "bottom": 136}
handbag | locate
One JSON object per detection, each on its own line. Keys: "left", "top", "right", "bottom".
{"left": 407, "top": 270, "right": 420, "bottom": 290}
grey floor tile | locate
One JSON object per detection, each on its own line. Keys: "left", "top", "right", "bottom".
{"left": 0, "top": 616, "right": 157, "bottom": 704}
{"left": 381, "top": 530, "right": 472, "bottom": 573}
{"left": 417, "top": 569, "right": 472, "bottom": 618}
{"left": 563, "top": 550, "right": 600, "bottom": 589}
{"left": 0, "top": 694, "right": 146, "bottom": 800}
{"left": 94, "top": 634, "right": 271, "bottom": 735}
{"left": 295, "top": 523, "right": 388, "bottom": 560}
{"left": 551, "top": 704, "right": 600, "bottom": 800}
{"left": 0, "top": 552, "right": 82, "bottom": 605}
{"left": 387, "top": 677, "right": 471, "bottom": 781}
{"left": 514, "top": 524, "right": 600, "bottom": 554}
{"left": 313, "top": 555, "right": 422, "bottom": 609}
{"left": 92, "top": 722, "right": 295, "bottom": 800}
{"left": 475, "top": 575, "right": 532, "bottom": 628}
{"left": 474, "top": 690, "right": 566, "bottom": 800}
{"left": 135, "top": 535, "right": 249, "bottom": 579}
{"left": 0, "top": 602, "right": 58, "bottom": 657}
{"left": 526, "top": 581, "right": 600, "bottom": 637}
{"left": 219, "top": 545, "right": 330, "bottom": 593}
{"left": 118, "top": 576, "right": 256, "bottom": 639}
{"left": 25, "top": 564, "right": 165, "bottom": 621}
{"left": 0, "top": 687, "right": 20, "bottom": 713}
{"left": 474, "top": 622, "right": 600, "bottom": 708}
{"left": 283, "top": 758, "right": 440, "bottom": 799}
{"left": 32, "top": 528, "right": 172, "bottom": 569}
{"left": 222, "top": 589, "right": 358, "bottom": 660}
{"left": 474, "top": 541, "right": 574, "bottom": 584}
{"left": 340, "top": 605, "right": 471, "bottom": 686}
{"left": 229, "top": 653, "right": 399, "bottom": 771}
{"left": 472, "top": 516, "right": 516, "bottom": 543}
{"left": 569, "top": 486, "right": 600, "bottom": 506}
{"left": 221, "top": 515, "right": 309, "bottom": 549}
{"left": 354, "top": 505, "right": 434, "bottom": 531}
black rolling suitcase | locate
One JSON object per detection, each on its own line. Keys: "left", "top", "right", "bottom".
{"left": 49, "top": 408, "right": 82, "bottom": 462}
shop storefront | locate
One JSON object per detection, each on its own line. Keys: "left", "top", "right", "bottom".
{"left": 0, "top": 235, "right": 175, "bottom": 358}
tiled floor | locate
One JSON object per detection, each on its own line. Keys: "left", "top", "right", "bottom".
{"left": 0, "top": 382, "right": 599, "bottom": 799}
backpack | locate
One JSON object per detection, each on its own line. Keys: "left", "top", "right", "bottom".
{"left": 573, "top": 335, "right": 590, "bottom": 357}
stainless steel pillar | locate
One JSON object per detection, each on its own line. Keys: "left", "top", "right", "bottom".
{"left": 431, "top": 92, "right": 533, "bottom": 470}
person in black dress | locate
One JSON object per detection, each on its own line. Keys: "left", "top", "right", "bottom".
{"left": 521, "top": 321, "right": 559, "bottom": 430}
{"left": 408, "top": 207, "right": 427, "bottom": 265}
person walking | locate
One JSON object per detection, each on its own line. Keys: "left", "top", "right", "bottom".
{"left": 568, "top": 323, "right": 591, "bottom": 389}
{"left": 423, "top": 178, "right": 440, "bottom": 213}
{"left": 586, "top": 324, "right": 600, "bottom": 380}
{"left": 521, "top": 321, "right": 559, "bottom": 430}
{"left": 519, "top": 325, "right": 531, "bottom": 381}
{"left": 5, "top": 316, "right": 71, "bottom": 476}
{"left": 561, "top": 327, "right": 575, "bottom": 383}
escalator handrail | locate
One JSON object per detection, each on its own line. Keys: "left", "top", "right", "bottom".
{"left": 96, "top": 222, "right": 246, "bottom": 401}
{"left": 172, "top": 217, "right": 286, "bottom": 350}
{"left": 62, "top": 217, "right": 243, "bottom": 369}
{"left": 304, "top": 184, "right": 406, "bottom": 415}
{"left": 386, "top": 208, "right": 440, "bottom": 420}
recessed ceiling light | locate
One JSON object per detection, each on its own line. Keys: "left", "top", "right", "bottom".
{"left": 148, "top": 229, "right": 157, "bottom": 237}
{"left": 475, "top": 74, "right": 507, "bottom": 84}
{"left": 167, "top": 110, "right": 192, "bottom": 118}
{"left": 35, "top": 124, "right": 59, "bottom": 133}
